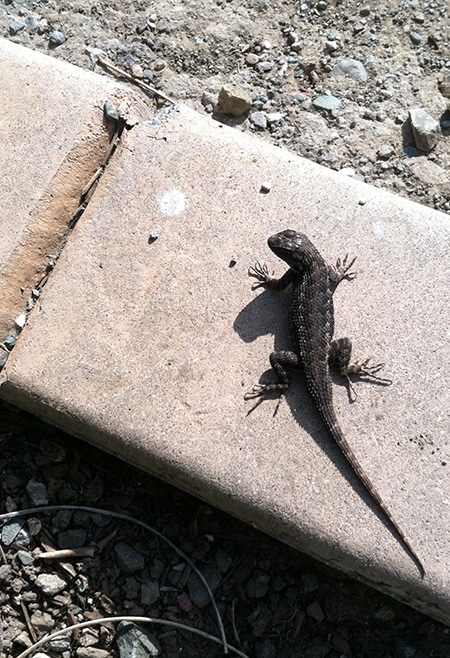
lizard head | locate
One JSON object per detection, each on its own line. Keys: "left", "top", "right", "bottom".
{"left": 268, "top": 230, "right": 317, "bottom": 269}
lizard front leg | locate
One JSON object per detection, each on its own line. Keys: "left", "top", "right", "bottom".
{"left": 248, "top": 262, "right": 294, "bottom": 291}
{"left": 328, "top": 254, "right": 357, "bottom": 294}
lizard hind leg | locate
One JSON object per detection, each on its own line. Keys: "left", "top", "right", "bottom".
{"left": 329, "top": 337, "right": 392, "bottom": 400}
{"left": 245, "top": 350, "right": 300, "bottom": 414}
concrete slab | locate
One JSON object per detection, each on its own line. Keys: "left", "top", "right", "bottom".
{"left": 1, "top": 103, "right": 450, "bottom": 619}
{"left": 0, "top": 38, "right": 151, "bottom": 338}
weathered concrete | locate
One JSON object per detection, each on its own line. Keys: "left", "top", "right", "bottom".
{"left": 0, "top": 38, "right": 151, "bottom": 338}
{"left": 1, "top": 96, "right": 449, "bottom": 622}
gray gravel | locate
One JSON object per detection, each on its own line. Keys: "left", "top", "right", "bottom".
{"left": 1, "top": 0, "right": 449, "bottom": 213}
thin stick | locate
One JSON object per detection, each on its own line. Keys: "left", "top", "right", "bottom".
{"left": 97, "top": 55, "right": 175, "bottom": 105}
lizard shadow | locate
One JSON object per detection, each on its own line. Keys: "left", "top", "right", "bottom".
{"left": 234, "top": 286, "right": 396, "bottom": 530}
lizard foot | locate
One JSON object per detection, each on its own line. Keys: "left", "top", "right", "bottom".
{"left": 347, "top": 358, "right": 393, "bottom": 385}
{"left": 248, "top": 261, "right": 273, "bottom": 288}
{"left": 331, "top": 254, "right": 357, "bottom": 281}
{"left": 245, "top": 382, "right": 285, "bottom": 415}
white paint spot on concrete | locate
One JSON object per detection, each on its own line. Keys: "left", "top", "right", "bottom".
{"left": 158, "top": 189, "right": 186, "bottom": 216}
{"left": 372, "top": 222, "right": 385, "bottom": 240}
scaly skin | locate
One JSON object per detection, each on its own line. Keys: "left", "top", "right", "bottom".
{"left": 247, "top": 229, "right": 424, "bottom": 579}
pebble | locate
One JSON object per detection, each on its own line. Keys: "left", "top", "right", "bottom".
{"left": 332, "top": 58, "right": 367, "bottom": 81}
{"left": 58, "top": 528, "right": 87, "bottom": 548}
{"left": 26, "top": 478, "right": 49, "bottom": 506}
{"left": 9, "top": 20, "right": 26, "bottom": 35}
{"left": 15, "top": 313, "right": 26, "bottom": 329}
{"left": 250, "top": 111, "right": 268, "bottom": 129}
{"left": 130, "top": 63, "right": 143, "bottom": 78}
{"left": 200, "top": 90, "right": 218, "bottom": 111}
{"left": 188, "top": 562, "right": 221, "bottom": 608}
{"left": 116, "top": 621, "right": 161, "bottom": 658}
{"left": 114, "top": 542, "right": 145, "bottom": 573}
{"left": 255, "top": 638, "right": 277, "bottom": 658}
{"left": 438, "top": 72, "right": 450, "bottom": 98}
{"left": 30, "top": 610, "right": 54, "bottom": 632}
{"left": 307, "top": 600, "right": 325, "bottom": 622}
{"left": 77, "top": 649, "right": 110, "bottom": 658}
{"left": 377, "top": 143, "right": 395, "bottom": 160}
{"left": 216, "top": 83, "right": 252, "bottom": 116}
{"left": 1, "top": 519, "right": 25, "bottom": 545}
{"left": 409, "top": 31, "right": 422, "bottom": 44}
{"left": 246, "top": 53, "right": 259, "bottom": 66}
{"left": 140, "top": 579, "right": 159, "bottom": 605}
{"left": 26, "top": 16, "right": 39, "bottom": 32}
{"left": 214, "top": 547, "right": 233, "bottom": 572}
{"left": 260, "top": 181, "right": 272, "bottom": 193}
{"left": 266, "top": 111, "right": 284, "bottom": 125}
{"left": 312, "top": 93, "right": 341, "bottom": 115}
{"left": 256, "top": 60, "right": 274, "bottom": 73}
{"left": 17, "top": 550, "right": 34, "bottom": 566}
{"left": 49, "top": 30, "right": 66, "bottom": 46}
{"left": 409, "top": 108, "right": 441, "bottom": 152}
{"left": 36, "top": 573, "right": 67, "bottom": 596}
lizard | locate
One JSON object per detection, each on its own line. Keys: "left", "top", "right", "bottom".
{"left": 245, "top": 229, "right": 424, "bottom": 578}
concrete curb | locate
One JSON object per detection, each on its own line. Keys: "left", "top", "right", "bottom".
{"left": 1, "top": 39, "right": 449, "bottom": 623}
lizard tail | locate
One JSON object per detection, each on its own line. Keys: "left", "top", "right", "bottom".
{"left": 321, "top": 406, "right": 425, "bottom": 578}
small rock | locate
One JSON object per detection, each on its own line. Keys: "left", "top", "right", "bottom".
{"left": 216, "top": 83, "right": 252, "bottom": 116}
{"left": 246, "top": 53, "right": 259, "bottom": 66}
{"left": 412, "top": 11, "right": 425, "bottom": 23}
{"left": 13, "top": 631, "right": 33, "bottom": 648}
{"left": 260, "top": 181, "right": 272, "bottom": 193}
{"left": 313, "top": 93, "right": 341, "bottom": 115}
{"left": 116, "top": 622, "right": 161, "bottom": 658}
{"left": 49, "top": 30, "right": 66, "bottom": 46}
{"left": 266, "top": 112, "right": 284, "bottom": 125}
{"left": 9, "top": 20, "right": 26, "bottom": 35}
{"left": 140, "top": 580, "right": 159, "bottom": 605}
{"left": 153, "top": 59, "right": 166, "bottom": 71}
{"left": 307, "top": 600, "right": 325, "bottom": 622}
{"left": 188, "top": 562, "right": 221, "bottom": 608}
{"left": 256, "top": 60, "right": 274, "bottom": 73}
{"left": 0, "top": 564, "right": 12, "bottom": 581}
{"left": 409, "top": 31, "right": 422, "bottom": 44}
{"left": 250, "top": 111, "right": 267, "bottom": 129}
{"left": 130, "top": 63, "right": 143, "bottom": 78}
{"left": 332, "top": 58, "right": 367, "bottom": 81}
{"left": 201, "top": 90, "right": 218, "bottom": 111}
{"left": 58, "top": 528, "right": 87, "bottom": 548}
{"left": 17, "top": 550, "right": 34, "bottom": 566}
{"left": 2, "top": 519, "right": 25, "bottom": 545}
{"left": 15, "top": 313, "right": 26, "bottom": 329}
{"left": 26, "top": 16, "right": 39, "bottom": 32}
{"left": 104, "top": 100, "right": 119, "bottom": 122}
{"left": 215, "top": 547, "right": 233, "bottom": 572}
{"left": 409, "top": 108, "right": 441, "bottom": 152}
{"left": 377, "top": 143, "right": 395, "bottom": 160}
{"left": 114, "top": 542, "right": 145, "bottom": 573}
{"left": 48, "top": 636, "right": 71, "bottom": 653}
{"left": 30, "top": 610, "right": 54, "bottom": 632}
{"left": 438, "top": 72, "right": 450, "bottom": 99}
{"left": 255, "top": 638, "right": 277, "bottom": 658}
{"left": 77, "top": 649, "right": 110, "bottom": 658}
{"left": 26, "top": 478, "right": 49, "bottom": 506}
{"left": 36, "top": 573, "right": 67, "bottom": 596}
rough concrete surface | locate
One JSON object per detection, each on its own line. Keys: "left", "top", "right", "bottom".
{"left": 0, "top": 38, "right": 151, "bottom": 337}
{"left": 1, "top": 101, "right": 449, "bottom": 621}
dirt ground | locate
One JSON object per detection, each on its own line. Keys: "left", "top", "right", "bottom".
{"left": 1, "top": 0, "right": 450, "bottom": 656}
{"left": 2, "top": 0, "right": 450, "bottom": 212}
